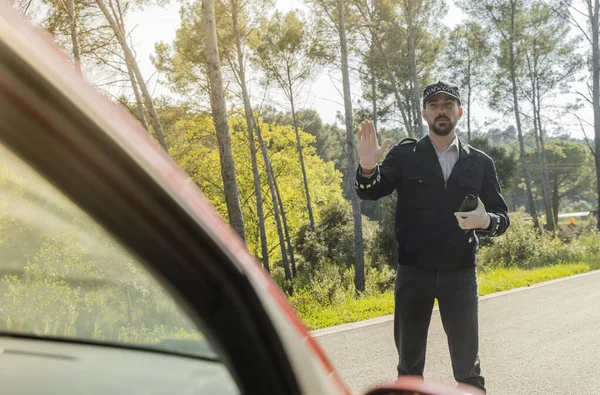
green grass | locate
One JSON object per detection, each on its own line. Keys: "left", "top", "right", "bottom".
{"left": 477, "top": 263, "right": 591, "bottom": 295}
{"left": 301, "top": 293, "right": 395, "bottom": 331}
{"left": 303, "top": 262, "right": 599, "bottom": 331}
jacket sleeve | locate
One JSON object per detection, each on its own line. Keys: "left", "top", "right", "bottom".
{"left": 355, "top": 144, "right": 403, "bottom": 201}
{"left": 479, "top": 157, "right": 510, "bottom": 237}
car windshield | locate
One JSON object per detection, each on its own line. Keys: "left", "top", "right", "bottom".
{"left": 0, "top": 143, "right": 215, "bottom": 360}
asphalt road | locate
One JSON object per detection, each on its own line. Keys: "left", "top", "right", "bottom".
{"left": 314, "top": 271, "right": 600, "bottom": 395}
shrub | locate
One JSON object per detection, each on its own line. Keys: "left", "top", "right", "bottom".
{"left": 534, "top": 237, "right": 586, "bottom": 267}
{"left": 295, "top": 203, "right": 380, "bottom": 270}
{"left": 288, "top": 261, "right": 397, "bottom": 316}
{"left": 287, "top": 264, "right": 354, "bottom": 316}
{"left": 365, "top": 265, "right": 395, "bottom": 295}
{"left": 478, "top": 210, "right": 541, "bottom": 269}
{"left": 479, "top": 210, "right": 600, "bottom": 270}
{"left": 369, "top": 194, "right": 398, "bottom": 269}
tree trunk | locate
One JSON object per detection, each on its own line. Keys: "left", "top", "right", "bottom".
{"left": 526, "top": 50, "right": 553, "bottom": 232}
{"left": 124, "top": 60, "right": 149, "bottom": 129}
{"left": 112, "top": 0, "right": 147, "bottom": 128}
{"left": 509, "top": 7, "right": 539, "bottom": 231}
{"left": 395, "top": 85, "right": 413, "bottom": 137}
{"left": 370, "top": 40, "right": 378, "bottom": 130}
{"left": 255, "top": 121, "right": 291, "bottom": 280}
{"left": 405, "top": 91, "right": 415, "bottom": 136}
{"left": 231, "top": 0, "right": 269, "bottom": 271}
{"left": 287, "top": 68, "right": 315, "bottom": 229}
{"left": 466, "top": 70, "right": 472, "bottom": 143}
{"left": 405, "top": 0, "right": 423, "bottom": 137}
{"left": 535, "top": 79, "right": 554, "bottom": 232}
{"left": 201, "top": 0, "right": 246, "bottom": 240}
{"left": 273, "top": 166, "right": 296, "bottom": 277}
{"left": 533, "top": 106, "right": 553, "bottom": 231}
{"left": 95, "top": 0, "right": 168, "bottom": 151}
{"left": 338, "top": 0, "right": 365, "bottom": 293}
{"left": 552, "top": 179, "right": 560, "bottom": 229}
{"left": 591, "top": 0, "right": 600, "bottom": 231}
{"left": 67, "top": 0, "right": 82, "bottom": 75}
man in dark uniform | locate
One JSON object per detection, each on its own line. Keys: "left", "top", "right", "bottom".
{"left": 355, "top": 81, "right": 509, "bottom": 393}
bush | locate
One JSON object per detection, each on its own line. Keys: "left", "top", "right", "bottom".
{"left": 534, "top": 237, "right": 586, "bottom": 267}
{"left": 288, "top": 261, "right": 397, "bottom": 317}
{"left": 578, "top": 229, "right": 600, "bottom": 255}
{"left": 369, "top": 194, "right": 398, "bottom": 269}
{"left": 478, "top": 210, "right": 541, "bottom": 269}
{"left": 365, "top": 265, "right": 395, "bottom": 295}
{"left": 287, "top": 264, "right": 354, "bottom": 317}
{"left": 479, "top": 210, "right": 600, "bottom": 270}
{"left": 294, "top": 203, "right": 380, "bottom": 270}
{"left": 580, "top": 215, "right": 599, "bottom": 237}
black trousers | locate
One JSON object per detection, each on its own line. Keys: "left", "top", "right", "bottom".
{"left": 394, "top": 264, "right": 485, "bottom": 391}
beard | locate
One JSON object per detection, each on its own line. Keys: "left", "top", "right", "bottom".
{"left": 429, "top": 116, "right": 456, "bottom": 136}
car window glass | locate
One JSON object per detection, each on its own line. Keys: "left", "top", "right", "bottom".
{"left": 0, "top": 141, "right": 238, "bottom": 395}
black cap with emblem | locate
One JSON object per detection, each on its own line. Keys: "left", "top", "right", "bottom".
{"left": 422, "top": 80, "right": 461, "bottom": 107}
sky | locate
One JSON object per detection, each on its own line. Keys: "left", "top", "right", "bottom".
{"left": 125, "top": 0, "right": 593, "bottom": 140}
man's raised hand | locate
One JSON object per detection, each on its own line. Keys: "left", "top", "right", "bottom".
{"left": 357, "top": 120, "right": 390, "bottom": 171}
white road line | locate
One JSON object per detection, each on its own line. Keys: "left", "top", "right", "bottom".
{"left": 311, "top": 269, "right": 600, "bottom": 338}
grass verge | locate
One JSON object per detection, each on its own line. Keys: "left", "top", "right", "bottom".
{"left": 302, "top": 262, "right": 599, "bottom": 331}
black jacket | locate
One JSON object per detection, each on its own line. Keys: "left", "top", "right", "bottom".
{"left": 355, "top": 135, "right": 510, "bottom": 269}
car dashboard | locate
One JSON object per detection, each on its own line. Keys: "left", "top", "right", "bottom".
{"left": 0, "top": 336, "right": 240, "bottom": 395}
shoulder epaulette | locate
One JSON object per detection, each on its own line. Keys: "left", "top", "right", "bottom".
{"left": 468, "top": 144, "right": 492, "bottom": 160}
{"left": 399, "top": 137, "right": 417, "bottom": 145}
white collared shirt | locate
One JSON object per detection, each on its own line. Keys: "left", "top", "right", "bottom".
{"left": 434, "top": 136, "right": 460, "bottom": 181}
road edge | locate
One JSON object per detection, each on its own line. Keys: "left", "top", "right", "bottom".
{"left": 310, "top": 269, "right": 600, "bottom": 338}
